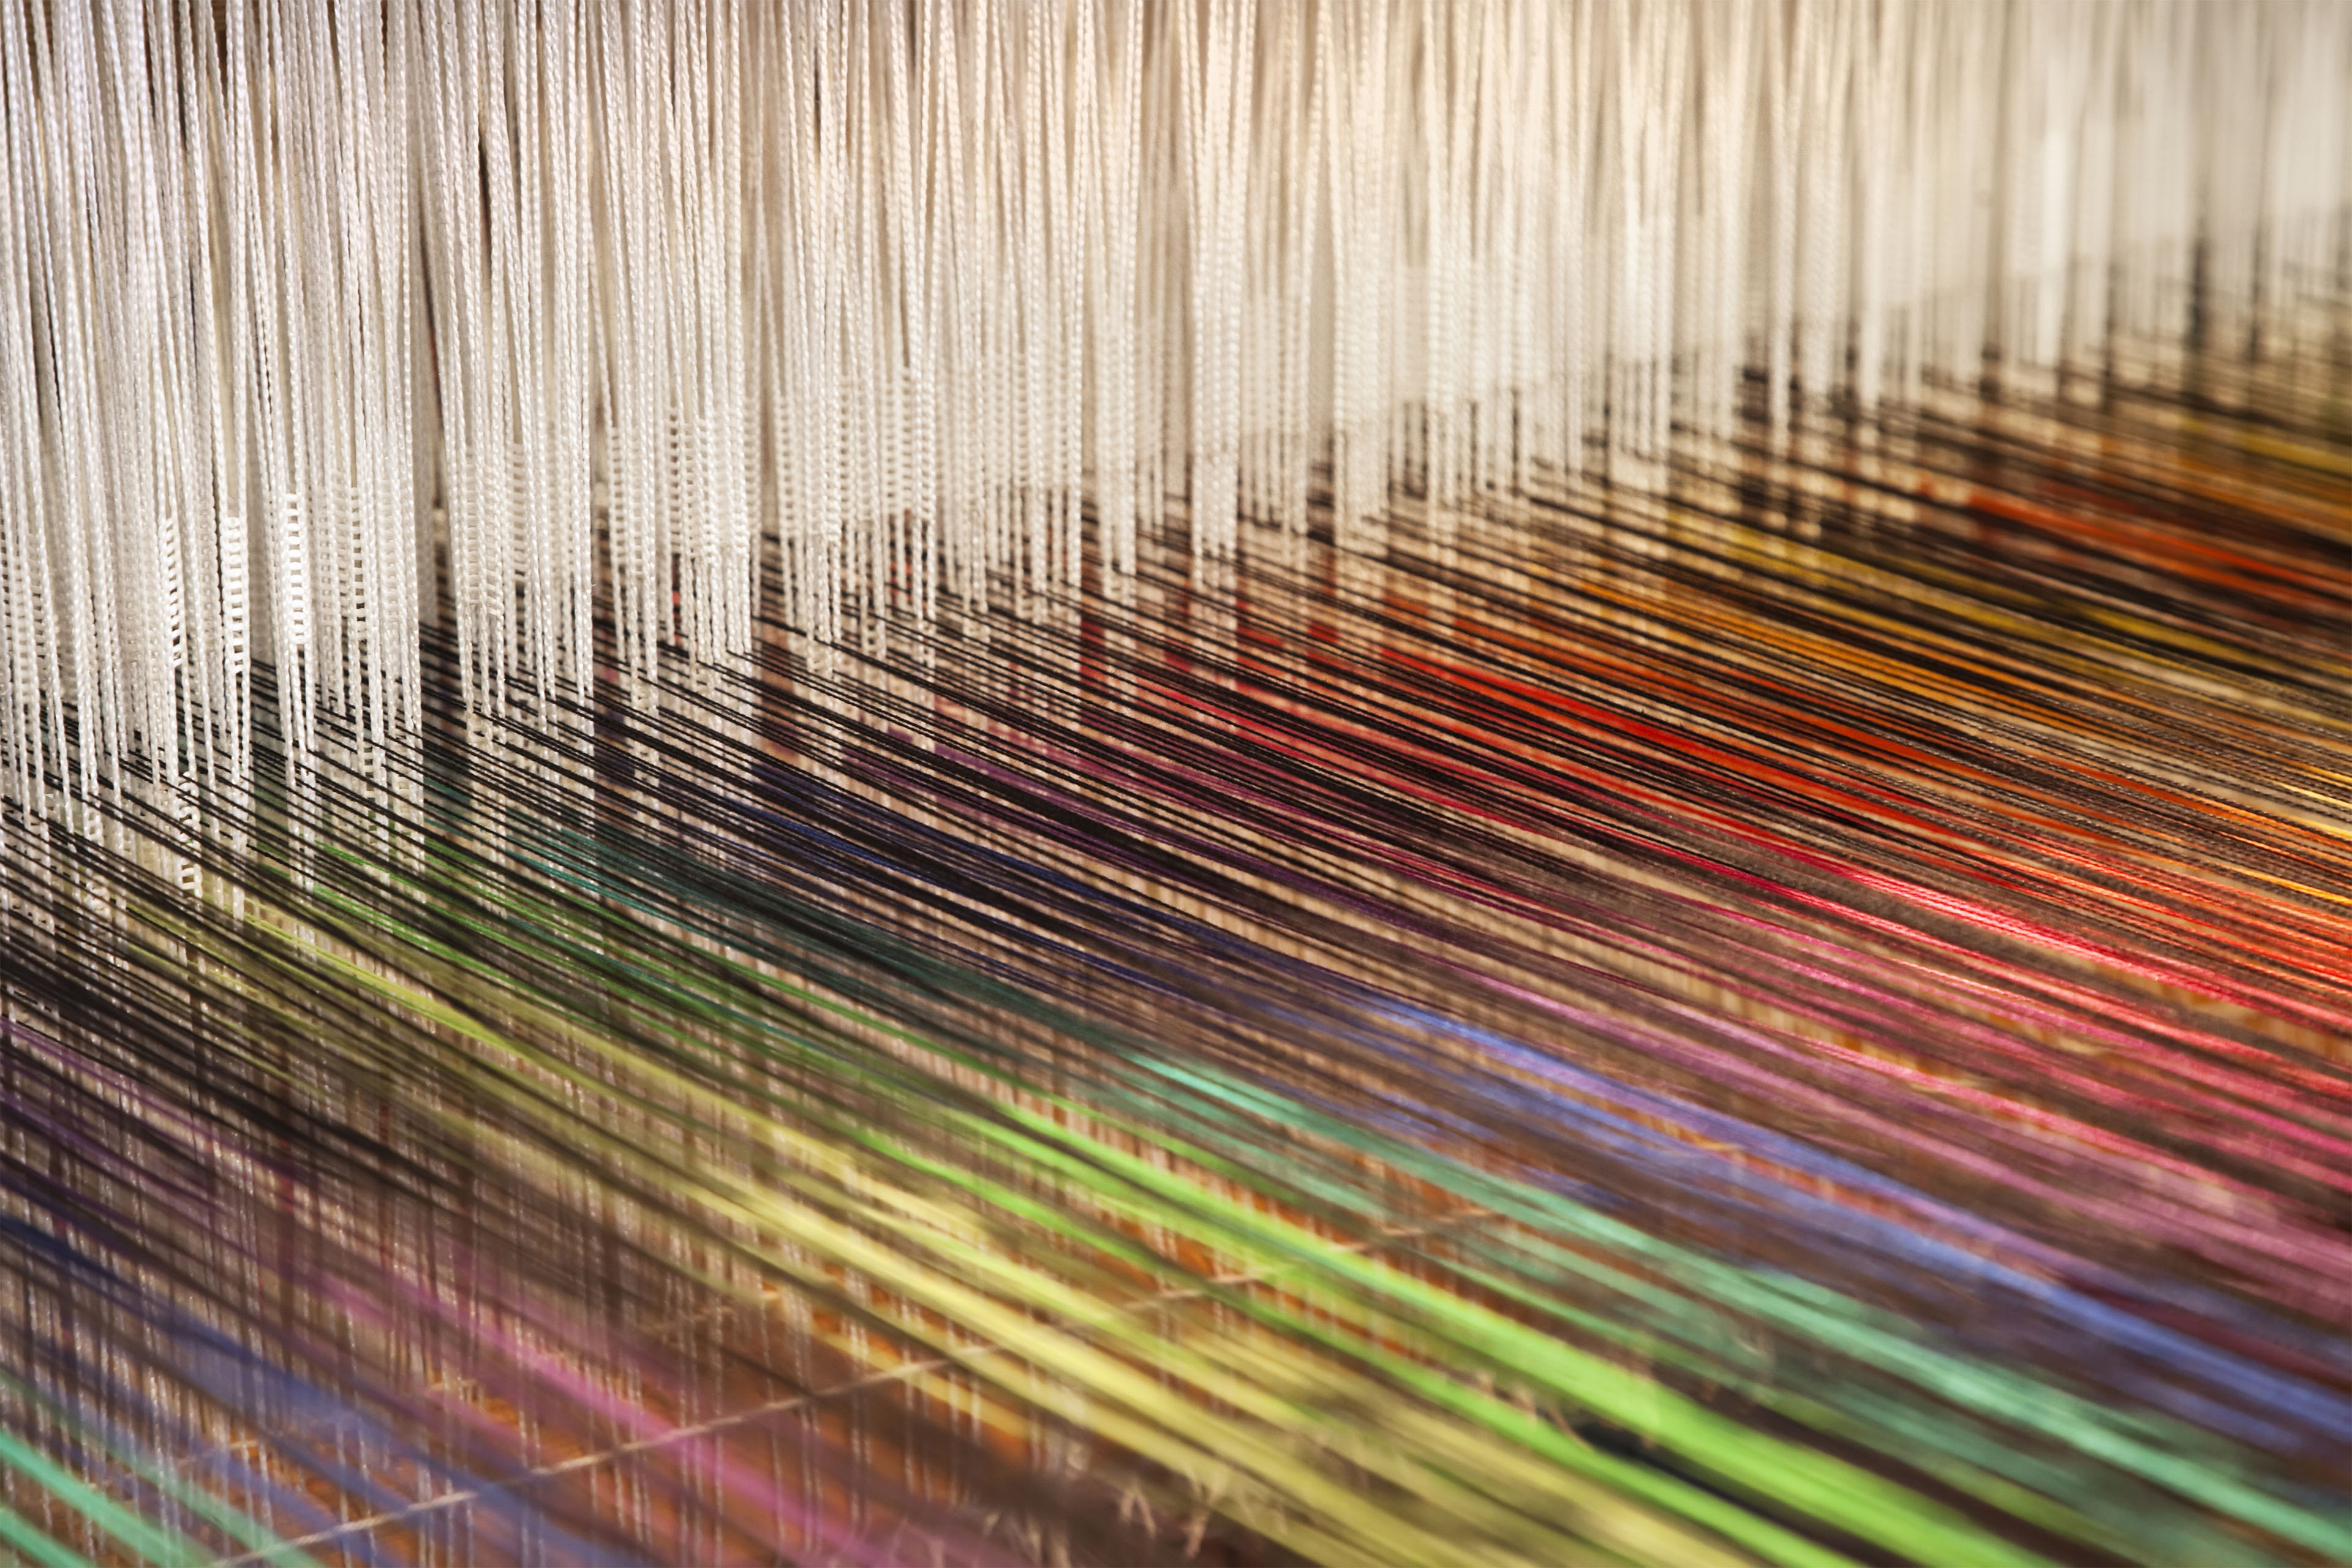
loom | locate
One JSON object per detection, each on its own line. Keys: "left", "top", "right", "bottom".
{"left": 3, "top": 1, "right": 2351, "bottom": 1563}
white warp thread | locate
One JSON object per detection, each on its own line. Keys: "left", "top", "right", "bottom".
{"left": 0, "top": 0, "right": 2345, "bottom": 829}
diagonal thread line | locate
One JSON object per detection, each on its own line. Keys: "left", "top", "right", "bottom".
{"left": 212, "top": 1209, "right": 1494, "bottom": 1564}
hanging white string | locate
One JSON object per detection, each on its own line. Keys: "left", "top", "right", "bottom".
{"left": 1, "top": 0, "right": 2345, "bottom": 836}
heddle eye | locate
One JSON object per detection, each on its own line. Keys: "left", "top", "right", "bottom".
{"left": 1, "top": 4, "right": 2345, "bottom": 1566}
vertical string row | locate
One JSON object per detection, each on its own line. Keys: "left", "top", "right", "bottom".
{"left": 1, "top": 0, "right": 2346, "bottom": 834}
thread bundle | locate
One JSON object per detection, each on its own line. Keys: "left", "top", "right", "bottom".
{"left": 6, "top": 3, "right": 2352, "bottom": 1566}
{"left": 3, "top": 0, "right": 2349, "bottom": 828}
{"left": 10, "top": 375, "right": 2352, "bottom": 1564}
